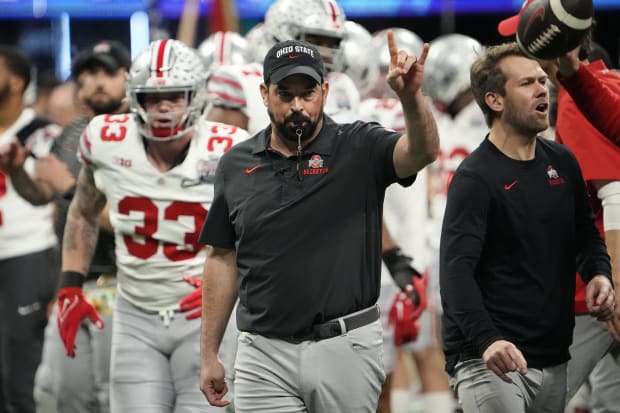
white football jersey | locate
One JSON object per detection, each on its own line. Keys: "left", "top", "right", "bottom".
{"left": 325, "top": 72, "right": 360, "bottom": 123}
{"left": 206, "top": 63, "right": 270, "bottom": 136}
{"left": 79, "top": 114, "right": 249, "bottom": 311}
{"left": 426, "top": 101, "right": 488, "bottom": 249}
{"left": 358, "top": 97, "right": 428, "bottom": 284}
{"left": 0, "top": 108, "right": 60, "bottom": 260}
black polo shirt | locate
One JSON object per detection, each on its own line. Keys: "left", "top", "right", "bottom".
{"left": 200, "top": 115, "right": 415, "bottom": 337}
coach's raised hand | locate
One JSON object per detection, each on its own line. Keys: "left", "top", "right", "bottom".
{"left": 386, "top": 29, "right": 429, "bottom": 99}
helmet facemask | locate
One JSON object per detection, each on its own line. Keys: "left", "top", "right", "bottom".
{"left": 127, "top": 39, "right": 208, "bottom": 141}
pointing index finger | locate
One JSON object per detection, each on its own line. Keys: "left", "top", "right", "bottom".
{"left": 387, "top": 29, "right": 398, "bottom": 66}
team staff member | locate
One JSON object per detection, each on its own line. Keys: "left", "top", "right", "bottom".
{"left": 552, "top": 47, "right": 620, "bottom": 147}
{"left": 199, "top": 33, "right": 439, "bottom": 413}
{"left": 440, "top": 42, "right": 615, "bottom": 413}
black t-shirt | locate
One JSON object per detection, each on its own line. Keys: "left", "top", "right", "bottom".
{"left": 440, "top": 136, "right": 611, "bottom": 374}
{"left": 51, "top": 116, "right": 116, "bottom": 276}
{"left": 200, "top": 116, "right": 415, "bottom": 337}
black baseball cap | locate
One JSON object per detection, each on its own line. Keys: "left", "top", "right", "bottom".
{"left": 71, "top": 40, "right": 131, "bottom": 78}
{"left": 263, "top": 40, "right": 326, "bottom": 85}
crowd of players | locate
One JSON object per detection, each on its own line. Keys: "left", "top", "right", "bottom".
{"left": 0, "top": 0, "right": 618, "bottom": 412}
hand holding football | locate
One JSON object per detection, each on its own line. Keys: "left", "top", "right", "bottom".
{"left": 516, "top": 0, "right": 594, "bottom": 60}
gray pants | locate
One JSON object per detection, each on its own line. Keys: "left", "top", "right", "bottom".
{"left": 450, "top": 359, "right": 567, "bottom": 413}
{"left": 110, "top": 295, "right": 237, "bottom": 413}
{"left": 234, "top": 319, "right": 385, "bottom": 413}
{"left": 567, "top": 314, "right": 620, "bottom": 412}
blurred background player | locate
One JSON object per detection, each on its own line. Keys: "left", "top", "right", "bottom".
{"left": 0, "top": 45, "right": 62, "bottom": 413}
{"left": 200, "top": 30, "right": 271, "bottom": 135}
{"left": 24, "top": 40, "right": 131, "bottom": 413}
{"left": 55, "top": 38, "right": 247, "bottom": 412}
{"left": 358, "top": 27, "right": 456, "bottom": 413}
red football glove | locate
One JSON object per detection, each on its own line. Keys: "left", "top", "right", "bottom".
{"left": 179, "top": 276, "right": 202, "bottom": 320}
{"left": 57, "top": 287, "right": 104, "bottom": 357}
{"left": 388, "top": 273, "right": 428, "bottom": 346}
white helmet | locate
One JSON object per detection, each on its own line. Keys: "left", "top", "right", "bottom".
{"left": 369, "top": 28, "right": 424, "bottom": 98}
{"left": 341, "top": 21, "right": 379, "bottom": 98}
{"left": 264, "top": 0, "right": 347, "bottom": 71}
{"left": 423, "top": 34, "right": 482, "bottom": 105}
{"left": 198, "top": 31, "right": 250, "bottom": 70}
{"left": 244, "top": 22, "right": 277, "bottom": 64}
{"left": 127, "top": 39, "right": 207, "bottom": 141}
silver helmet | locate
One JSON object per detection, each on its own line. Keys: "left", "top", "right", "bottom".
{"left": 244, "top": 22, "right": 277, "bottom": 64}
{"left": 341, "top": 21, "right": 379, "bottom": 98}
{"left": 198, "top": 31, "right": 250, "bottom": 70}
{"left": 423, "top": 34, "right": 482, "bottom": 105}
{"left": 127, "top": 39, "right": 207, "bottom": 141}
{"left": 264, "top": 0, "right": 347, "bottom": 71}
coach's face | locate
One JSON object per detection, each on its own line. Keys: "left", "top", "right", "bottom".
{"left": 261, "top": 74, "right": 328, "bottom": 143}
{"left": 497, "top": 56, "right": 550, "bottom": 136}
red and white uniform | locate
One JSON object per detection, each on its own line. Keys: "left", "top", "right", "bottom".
{"left": 0, "top": 108, "right": 60, "bottom": 259}
{"left": 79, "top": 114, "right": 249, "bottom": 311}
{"left": 325, "top": 71, "right": 360, "bottom": 123}
{"left": 426, "top": 101, "right": 488, "bottom": 251}
{"left": 206, "top": 63, "right": 270, "bottom": 136}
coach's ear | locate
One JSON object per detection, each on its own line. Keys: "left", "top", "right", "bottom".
{"left": 260, "top": 83, "right": 269, "bottom": 107}
{"left": 484, "top": 91, "right": 503, "bottom": 113}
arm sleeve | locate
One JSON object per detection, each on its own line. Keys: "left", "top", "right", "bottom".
{"left": 440, "top": 171, "right": 503, "bottom": 355}
{"left": 559, "top": 63, "right": 620, "bottom": 146}
{"left": 199, "top": 159, "right": 236, "bottom": 249}
{"left": 572, "top": 154, "right": 612, "bottom": 283}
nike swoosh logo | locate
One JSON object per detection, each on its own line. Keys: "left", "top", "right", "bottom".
{"left": 288, "top": 54, "right": 302, "bottom": 59}
{"left": 523, "top": 7, "right": 545, "bottom": 39}
{"left": 245, "top": 164, "right": 264, "bottom": 175}
{"left": 504, "top": 180, "right": 518, "bottom": 191}
{"left": 17, "top": 302, "right": 42, "bottom": 316}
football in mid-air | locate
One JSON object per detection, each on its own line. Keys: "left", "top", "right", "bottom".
{"left": 516, "top": 0, "right": 594, "bottom": 60}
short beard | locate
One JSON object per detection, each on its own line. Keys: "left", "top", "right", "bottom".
{"left": 269, "top": 108, "right": 323, "bottom": 143}
{"left": 86, "top": 97, "right": 125, "bottom": 116}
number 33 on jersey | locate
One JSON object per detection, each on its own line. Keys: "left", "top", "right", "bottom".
{"left": 78, "top": 113, "right": 249, "bottom": 310}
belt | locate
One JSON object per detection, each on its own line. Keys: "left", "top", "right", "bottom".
{"left": 276, "top": 305, "right": 380, "bottom": 344}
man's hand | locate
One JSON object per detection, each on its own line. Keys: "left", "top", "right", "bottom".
{"left": 34, "top": 154, "right": 76, "bottom": 195}
{"left": 556, "top": 46, "right": 581, "bottom": 77}
{"left": 179, "top": 276, "right": 202, "bottom": 320}
{"left": 482, "top": 340, "right": 528, "bottom": 384}
{"left": 386, "top": 29, "right": 429, "bottom": 100}
{"left": 57, "top": 287, "right": 104, "bottom": 357}
{"left": 586, "top": 275, "right": 615, "bottom": 322}
{"left": 200, "top": 356, "right": 230, "bottom": 407}
{"left": 0, "top": 140, "right": 30, "bottom": 173}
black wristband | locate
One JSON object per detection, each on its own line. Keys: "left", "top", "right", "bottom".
{"left": 382, "top": 247, "right": 421, "bottom": 291}
{"left": 59, "top": 271, "right": 86, "bottom": 288}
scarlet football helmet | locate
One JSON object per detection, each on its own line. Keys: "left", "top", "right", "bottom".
{"left": 127, "top": 39, "right": 207, "bottom": 141}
